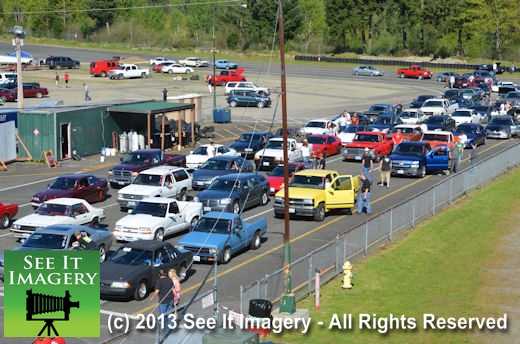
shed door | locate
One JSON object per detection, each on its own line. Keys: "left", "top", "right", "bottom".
{"left": 60, "top": 122, "right": 71, "bottom": 159}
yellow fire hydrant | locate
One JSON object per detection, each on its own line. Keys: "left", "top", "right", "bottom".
{"left": 342, "top": 260, "right": 353, "bottom": 289}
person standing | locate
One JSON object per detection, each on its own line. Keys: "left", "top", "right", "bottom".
{"left": 392, "top": 129, "right": 403, "bottom": 148}
{"left": 149, "top": 269, "right": 174, "bottom": 333}
{"left": 351, "top": 113, "right": 360, "bottom": 125}
{"left": 470, "top": 143, "right": 478, "bottom": 175}
{"left": 378, "top": 153, "right": 392, "bottom": 188}
{"left": 55, "top": 72, "right": 60, "bottom": 88}
{"left": 207, "top": 141, "right": 216, "bottom": 157}
{"left": 357, "top": 172, "right": 371, "bottom": 215}
{"left": 162, "top": 88, "right": 168, "bottom": 101}
{"left": 338, "top": 112, "right": 347, "bottom": 133}
{"left": 83, "top": 83, "right": 91, "bottom": 100}
{"left": 207, "top": 78, "right": 213, "bottom": 94}
{"left": 395, "top": 101, "right": 403, "bottom": 115}
{"left": 455, "top": 138, "right": 464, "bottom": 173}
{"left": 168, "top": 269, "right": 181, "bottom": 320}
{"left": 449, "top": 75, "right": 455, "bottom": 89}
{"left": 361, "top": 147, "right": 373, "bottom": 184}
{"left": 64, "top": 73, "right": 69, "bottom": 88}
{"left": 300, "top": 139, "right": 311, "bottom": 163}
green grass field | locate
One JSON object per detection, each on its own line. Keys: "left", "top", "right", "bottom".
{"left": 270, "top": 167, "right": 520, "bottom": 344}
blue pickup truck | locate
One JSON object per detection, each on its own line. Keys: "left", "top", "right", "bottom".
{"left": 390, "top": 141, "right": 450, "bottom": 178}
{"left": 176, "top": 212, "right": 267, "bottom": 264}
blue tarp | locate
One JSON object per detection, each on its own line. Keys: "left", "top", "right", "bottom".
{"left": 8, "top": 51, "right": 32, "bottom": 58}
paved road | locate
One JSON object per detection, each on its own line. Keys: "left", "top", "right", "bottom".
{"left": 1, "top": 42, "right": 519, "bottom": 344}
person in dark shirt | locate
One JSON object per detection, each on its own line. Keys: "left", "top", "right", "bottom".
{"left": 71, "top": 231, "right": 97, "bottom": 250}
{"left": 149, "top": 269, "right": 175, "bottom": 333}
{"left": 357, "top": 173, "right": 371, "bottom": 215}
{"left": 361, "top": 148, "right": 373, "bottom": 183}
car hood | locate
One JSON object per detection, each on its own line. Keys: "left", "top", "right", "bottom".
{"left": 111, "top": 163, "right": 146, "bottom": 171}
{"left": 115, "top": 214, "right": 164, "bottom": 228}
{"left": 192, "top": 169, "right": 229, "bottom": 180}
{"left": 230, "top": 141, "right": 262, "bottom": 150}
{"left": 390, "top": 153, "right": 424, "bottom": 161}
{"left": 178, "top": 230, "right": 229, "bottom": 249}
{"left": 118, "top": 185, "right": 161, "bottom": 196}
{"left": 13, "top": 213, "right": 74, "bottom": 227}
{"left": 276, "top": 187, "right": 323, "bottom": 199}
{"left": 186, "top": 155, "right": 208, "bottom": 164}
{"left": 255, "top": 148, "right": 284, "bottom": 158}
{"left": 33, "top": 189, "right": 71, "bottom": 199}
{"left": 100, "top": 261, "right": 149, "bottom": 282}
{"left": 196, "top": 189, "right": 240, "bottom": 201}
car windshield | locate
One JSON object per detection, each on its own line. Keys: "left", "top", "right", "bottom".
{"left": 200, "top": 159, "right": 229, "bottom": 170}
{"left": 36, "top": 203, "right": 70, "bottom": 216}
{"left": 399, "top": 111, "right": 417, "bottom": 119}
{"left": 369, "top": 106, "right": 387, "bottom": 112}
{"left": 456, "top": 125, "right": 477, "bottom": 133}
{"left": 191, "top": 146, "right": 208, "bottom": 155}
{"left": 131, "top": 202, "right": 167, "bottom": 217}
{"left": 452, "top": 111, "right": 471, "bottom": 117}
{"left": 305, "top": 121, "right": 326, "bottom": 128}
{"left": 373, "top": 117, "right": 393, "bottom": 125}
{"left": 133, "top": 173, "right": 162, "bottom": 186}
{"left": 417, "top": 95, "right": 433, "bottom": 101}
{"left": 355, "top": 134, "right": 379, "bottom": 142}
{"left": 237, "top": 134, "right": 263, "bottom": 143}
{"left": 506, "top": 92, "right": 520, "bottom": 99}
{"left": 425, "top": 117, "right": 444, "bottom": 124}
{"left": 289, "top": 175, "right": 328, "bottom": 189}
{"left": 49, "top": 177, "right": 76, "bottom": 190}
{"left": 394, "top": 144, "right": 425, "bottom": 156}
{"left": 422, "top": 134, "right": 449, "bottom": 142}
{"left": 268, "top": 165, "right": 298, "bottom": 177}
{"left": 265, "top": 140, "right": 284, "bottom": 149}
{"left": 193, "top": 217, "right": 233, "bottom": 234}
{"left": 393, "top": 127, "right": 415, "bottom": 134}
{"left": 22, "top": 233, "right": 69, "bottom": 249}
{"left": 490, "top": 118, "right": 511, "bottom": 125}
{"left": 423, "top": 101, "right": 443, "bottom": 107}
{"left": 207, "top": 178, "right": 242, "bottom": 191}
{"left": 345, "top": 126, "right": 364, "bottom": 133}
{"left": 108, "top": 247, "right": 153, "bottom": 266}
{"left": 306, "top": 136, "right": 326, "bottom": 144}
{"left": 121, "top": 153, "right": 149, "bottom": 164}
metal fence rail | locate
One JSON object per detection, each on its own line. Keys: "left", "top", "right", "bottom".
{"left": 240, "top": 143, "right": 520, "bottom": 312}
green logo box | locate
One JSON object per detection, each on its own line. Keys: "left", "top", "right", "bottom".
{"left": 4, "top": 250, "right": 100, "bottom": 337}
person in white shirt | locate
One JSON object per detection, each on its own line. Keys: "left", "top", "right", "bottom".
{"left": 300, "top": 139, "right": 311, "bottom": 163}
{"left": 207, "top": 141, "right": 216, "bottom": 157}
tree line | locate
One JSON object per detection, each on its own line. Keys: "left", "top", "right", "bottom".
{"left": 1, "top": 0, "right": 519, "bottom": 61}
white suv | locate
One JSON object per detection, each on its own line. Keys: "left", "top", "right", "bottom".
{"left": 224, "top": 81, "right": 270, "bottom": 96}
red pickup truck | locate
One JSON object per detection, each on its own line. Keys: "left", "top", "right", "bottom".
{"left": 397, "top": 65, "right": 433, "bottom": 80}
{"left": 108, "top": 149, "right": 186, "bottom": 188}
{"left": 342, "top": 131, "right": 394, "bottom": 162}
{"left": 206, "top": 68, "right": 246, "bottom": 86}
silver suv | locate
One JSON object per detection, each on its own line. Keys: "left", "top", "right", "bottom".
{"left": 224, "top": 81, "right": 270, "bottom": 96}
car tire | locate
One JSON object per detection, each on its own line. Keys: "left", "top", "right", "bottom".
{"left": 168, "top": 69, "right": 173, "bottom": 74}
{"left": 250, "top": 231, "right": 261, "bottom": 250}
{"left": 118, "top": 74, "right": 124, "bottom": 80}
{"left": 260, "top": 191, "right": 269, "bottom": 206}
{"left": 220, "top": 80, "right": 226, "bottom": 86}
{"left": 355, "top": 71, "right": 359, "bottom": 76}
{"left": 0, "top": 214, "right": 10, "bottom": 229}
{"left": 90, "top": 217, "right": 100, "bottom": 228}
{"left": 190, "top": 216, "right": 199, "bottom": 231}
{"left": 230, "top": 100, "right": 238, "bottom": 108}
{"left": 101, "top": 71, "right": 106, "bottom": 77}
{"left": 314, "top": 203, "right": 325, "bottom": 221}
{"left": 178, "top": 264, "right": 187, "bottom": 282}
{"left": 154, "top": 228, "right": 164, "bottom": 241}
{"left": 232, "top": 201, "right": 241, "bottom": 214}
{"left": 97, "top": 190, "right": 105, "bottom": 202}
{"left": 99, "top": 245, "right": 106, "bottom": 263}
{"left": 418, "top": 74, "right": 423, "bottom": 80}
{"left": 400, "top": 73, "right": 405, "bottom": 78}
{"left": 370, "top": 72, "right": 374, "bottom": 77}
{"left": 141, "top": 72, "right": 147, "bottom": 78}
{"left": 178, "top": 189, "right": 187, "bottom": 201}
{"left": 419, "top": 165, "right": 426, "bottom": 178}
{"left": 35, "top": 92, "right": 43, "bottom": 98}
{"left": 257, "top": 102, "right": 265, "bottom": 108}
{"left": 134, "top": 280, "right": 148, "bottom": 301}
{"left": 0, "top": 96, "right": 6, "bottom": 102}
{"left": 220, "top": 247, "right": 232, "bottom": 264}
{"left": 185, "top": 70, "right": 191, "bottom": 74}
{"left": 56, "top": 64, "right": 61, "bottom": 70}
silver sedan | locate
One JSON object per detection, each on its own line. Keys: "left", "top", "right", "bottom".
{"left": 352, "top": 65, "right": 384, "bottom": 76}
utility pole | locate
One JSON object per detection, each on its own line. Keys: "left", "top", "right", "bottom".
{"left": 13, "top": 26, "right": 25, "bottom": 110}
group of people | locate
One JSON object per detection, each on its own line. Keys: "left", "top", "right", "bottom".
{"left": 336, "top": 110, "right": 361, "bottom": 133}
{"left": 149, "top": 268, "right": 182, "bottom": 333}
{"left": 54, "top": 72, "right": 70, "bottom": 88}
{"left": 299, "top": 139, "right": 325, "bottom": 169}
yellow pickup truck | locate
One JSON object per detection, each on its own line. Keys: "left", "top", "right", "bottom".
{"left": 273, "top": 169, "right": 359, "bottom": 221}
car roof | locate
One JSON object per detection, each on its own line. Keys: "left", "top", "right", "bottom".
{"left": 138, "top": 197, "right": 178, "bottom": 204}
{"left": 203, "top": 211, "right": 240, "bottom": 220}
{"left": 43, "top": 197, "right": 88, "bottom": 205}
{"left": 35, "top": 224, "right": 94, "bottom": 234}
{"left": 56, "top": 173, "right": 93, "bottom": 179}
{"left": 294, "top": 169, "right": 337, "bottom": 177}
{"left": 139, "top": 166, "right": 186, "bottom": 174}
{"left": 208, "top": 155, "right": 241, "bottom": 162}
{"left": 215, "top": 172, "right": 257, "bottom": 181}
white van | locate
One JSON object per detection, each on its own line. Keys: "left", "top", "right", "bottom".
{"left": 0, "top": 72, "right": 17, "bottom": 85}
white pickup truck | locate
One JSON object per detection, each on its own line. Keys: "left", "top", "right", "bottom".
{"left": 420, "top": 98, "right": 458, "bottom": 116}
{"left": 117, "top": 166, "right": 192, "bottom": 211}
{"left": 114, "top": 197, "right": 203, "bottom": 241}
{"left": 254, "top": 137, "right": 303, "bottom": 171}
{"left": 109, "top": 63, "right": 150, "bottom": 80}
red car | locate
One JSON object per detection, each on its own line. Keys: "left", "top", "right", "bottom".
{"left": 0, "top": 202, "right": 19, "bottom": 229}
{"left": 31, "top": 173, "right": 109, "bottom": 208}
{"left": 14, "top": 84, "right": 49, "bottom": 98}
{"left": 152, "top": 61, "right": 175, "bottom": 72}
{"left": 266, "top": 162, "right": 308, "bottom": 195}
{"left": 0, "top": 88, "right": 17, "bottom": 102}
{"left": 307, "top": 134, "right": 343, "bottom": 157}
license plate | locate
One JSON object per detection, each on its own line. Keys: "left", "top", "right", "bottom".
{"left": 118, "top": 181, "right": 125, "bottom": 185}
{"left": 270, "top": 187, "right": 275, "bottom": 192}
{"left": 204, "top": 207, "right": 212, "bottom": 212}
{"left": 397, "top": 170, "right": 404, "bottom": 174}
{"left": 289, "top": 208, "right": 295, "bottom": 213}
{"left": 355, "top": 156, "right": 361, "bottom": 160}
{"left": 197, "top": 181, "right": 204, "bottom": 186}
{"left": 128, "top": 201, "right": 136, "bottom": 206}
{"left": 193, "top": 256, "right": 200, "bottom": 262}
{"left": 263, "top": 162, "right": 270, "bottom": 166}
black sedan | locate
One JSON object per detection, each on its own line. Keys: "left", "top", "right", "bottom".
{"left": 31, "top": 173, "right": 109, "bottom": 208}
{"left": 453, "top": 123, "right": 486, "bottom": 147}
{"left": 191, "top": 155, "right": 254, "bottom": 190}
{"left": 100, "top": 240, "right": 193, "bottom": 301}
{"left": 424, "top": 115, "right": 456, "bottom": 131}
{"left": 410, "top": 94, "right": 436, "bottom": 108}
{"left": 194, "top": 173, "right": 270, "bottom": 214}
{"left": 226, "top": 90, "right": 271, "bottom": 108}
